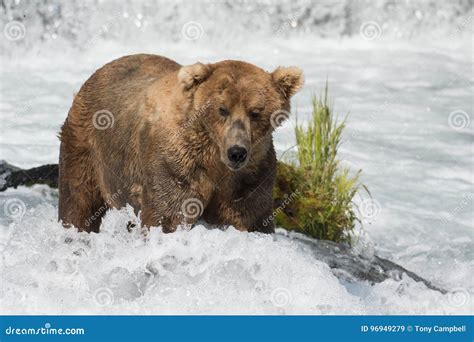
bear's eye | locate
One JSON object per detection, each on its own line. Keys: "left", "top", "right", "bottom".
{"left": 249, "top": 111, "right": 260, "bottom": 119}
{"left": 219, "top": 107, "right": 230, "bottom": 117}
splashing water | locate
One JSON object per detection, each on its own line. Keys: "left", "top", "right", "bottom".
{"left": 0, "top": 201, "right": 470, "bottom": 314}
{"left": 0, "top": 0, "right": 472, "bottom": 314}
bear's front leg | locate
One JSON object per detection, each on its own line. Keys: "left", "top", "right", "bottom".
{"left": 237, "top": 169, "right": 276, "bottom": 233}
{"left": 206, "top": 172, "right": 276, "bottom": 234}
{"left": 140, "top": 190, "right": 207, "bottom": 233}
{"left": 226, "top": 195, "right": 275, "bottom": 234}
{"left": 140, "top": 170, "right": 214, "bottom": 233}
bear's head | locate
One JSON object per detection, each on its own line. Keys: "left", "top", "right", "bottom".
{"left": 178, "top": 60, "right": 304, "bottom": 171}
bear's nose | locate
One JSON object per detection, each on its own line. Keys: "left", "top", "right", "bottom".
{"left": 227, "top": 146, "right": 248, "bottom": 164}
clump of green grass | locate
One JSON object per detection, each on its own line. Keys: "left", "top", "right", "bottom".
{"left": 273, "top": 85, "right": 367, "bottom": 244}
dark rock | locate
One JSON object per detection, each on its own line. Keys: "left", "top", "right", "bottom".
{"left": 0, "top": 160, "right": 58, "bottom": 191}
{"left": 281, "top": 232, "right": 447, "bottom": 294}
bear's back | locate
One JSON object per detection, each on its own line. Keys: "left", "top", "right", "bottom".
{"left": 79, "top": 54, "right": 180, "bottom": 106}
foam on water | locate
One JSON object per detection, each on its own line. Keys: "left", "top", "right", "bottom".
{"left": 0, "top": 197, "right": 470, "bottom": 315}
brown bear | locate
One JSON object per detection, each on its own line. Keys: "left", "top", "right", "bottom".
{"left": 58, "top": 54, "right": 303, "bottom": 234}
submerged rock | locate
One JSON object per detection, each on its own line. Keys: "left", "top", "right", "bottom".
{"left": 278, "top": 231, "right": 447, "bottom": 294}
{"left": 0, "top": 160, "right": 58, "bottom": 191}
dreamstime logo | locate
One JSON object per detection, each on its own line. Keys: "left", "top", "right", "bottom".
{"left": 273, "top": 10, "right": 302, "bottom": 37}
{"left": 360, "top": 198, "right": 381, "bottom": 222}
{"left": 447, "top": 288, "right": 470, "bottom": 308}
{"left": 82, "top": 10, "right": 125, "bottom": 50}
{"left": 181, "top": 21, "right": 204, "bottom": 41}
{"left": 3, "top": 198, "right": 26, "bottom": 220}
{"left": 3, "top": 20, "right": 26, "bottom": 41}
{"left": 181, "top": 197, "right": 204, "bottom": 219}
{"left": 359, "top": 21, "right": 382, "bottom": 41}
{"left": 181, "top": 100, "right": 212, "bottom": 130}
{"left": 257, "top": 9, "right": 304, "bottom": 52}
{"left": 94, "top": 287, "right": 114, "bottom": 306}
{"left": 92, "top": 110, "right": 115, "bottom": 130}
{"left": 85, "top": 189, "right": 122, "bottom": 227}
{"left": 448, "top": 110, "right": 470, "bottom": 130}
{"left": 270, "top": 109, "right": 291, "bottom": 129}
{"left": 271, "top": 287, "right": 292, "bottom": 307}
{"left": 263, "top": 190, "right": 300, "bottom": 227}
{"left": 439, "top": 192, "right": 473, "bottom": 228}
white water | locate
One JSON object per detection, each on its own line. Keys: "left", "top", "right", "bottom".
{"left": 0, "top": 0, "right": 473, "bottom": 314}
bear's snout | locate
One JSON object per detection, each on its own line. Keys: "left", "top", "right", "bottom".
{"left": 227, "top": 145, "right": 248, "bottom": 167}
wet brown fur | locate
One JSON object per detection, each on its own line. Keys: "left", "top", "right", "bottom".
{"left": 58, "top": 54, "right": 303, "bottom": 233}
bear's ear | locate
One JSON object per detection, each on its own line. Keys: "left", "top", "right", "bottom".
{"left": 271, "top": 66, "right": 304, "bottom": 99}
{"left": 178, "top": 62, "right": 212, "bottom": 90}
